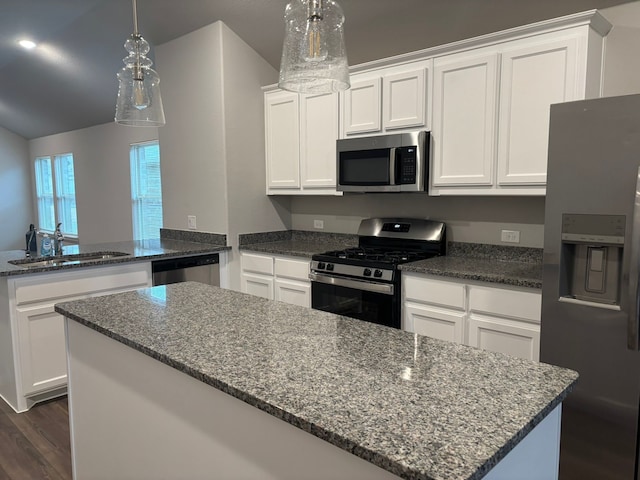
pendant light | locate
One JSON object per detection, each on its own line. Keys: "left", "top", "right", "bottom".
{"left": 278, "top": 0, "right": 350, "bottom": 94}
{"left": 115, "top": 0, "right": 165, "bottom": 126}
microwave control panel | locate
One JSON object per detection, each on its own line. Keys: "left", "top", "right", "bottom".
{"left": 398, "top": 146, "right": 417, "bottom": 184}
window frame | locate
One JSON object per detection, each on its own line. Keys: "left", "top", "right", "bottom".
{"left": 130, "top": 140, "right": 163, "bottom": 241}
{"left": 33, "top": 153, "right": 78, "bottom": 238}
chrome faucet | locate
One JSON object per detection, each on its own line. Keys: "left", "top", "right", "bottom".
{"left": 54, "top": 223, "right": 64, "bottom": 255}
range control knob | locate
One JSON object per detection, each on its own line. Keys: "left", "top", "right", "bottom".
{"left": 363, "top": 268, "right": 372, "bottom": 276}
{"left": 374, "top": 269, "right": 383, "bottom": 278}
{"left": 326, "top": 263, "right": 334, "bottom": 271}
{"left": 317, "top": 262, "right": 326, "bottom": 269}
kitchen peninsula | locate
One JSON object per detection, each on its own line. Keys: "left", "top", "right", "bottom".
{"left": 0, "top": 235, "right": 229, "bottom": 412}
{"left": 56, "top": 282, "right": 577, "bottom": 480}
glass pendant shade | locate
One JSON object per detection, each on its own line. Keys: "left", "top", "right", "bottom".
{"left": 115, "top": 2, "right": 165, "bottom": 126}
{"left": 278, "top": 0, "right": 350, "bottom": 94}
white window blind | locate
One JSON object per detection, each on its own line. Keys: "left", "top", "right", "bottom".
{"left": 34, "top": 154, "right": 78, "bottom": 236}
{"left": 54, "top": 154, "right": 78, "bottom": 235}
{"left": 130, "top": 141, "right": 163, "bottom": 240}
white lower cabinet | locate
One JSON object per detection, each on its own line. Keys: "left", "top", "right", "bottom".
{"left": 1, "top": 262, "right": 152, "bottom": 412}
{"left": 241, "top": 252, "right": 310, "bottom": 308}
{"left": 402, "top": 272, "right": 541, "bottom": 361}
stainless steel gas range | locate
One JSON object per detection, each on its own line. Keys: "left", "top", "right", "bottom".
{"left": 309, "top": 218, "right": 446, "bottom": 329}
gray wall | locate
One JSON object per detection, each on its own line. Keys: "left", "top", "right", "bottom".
{"left": 156, "top": 21, "right": 290, "bottom": 290}
{"left": 0, "top": 126, "right": 32, "bottom": 250}
{"left": 290, "top": 195, "right": 545, "bottom": 247}
{"left": 156, "top": 22, "right": 228, "bottom": 235}
{"left": 29, "top": 122, "right": 159, "bottom": 244}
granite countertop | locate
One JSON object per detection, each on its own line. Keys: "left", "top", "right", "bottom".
{"left": 238, "top": 231, "right": 543, "bottom": 288}
{"left": 0, "top": 239, "right": 230, "bottom": 277}
{"left": 400, "top": 257, "right": 543, "bottom": 289}
{"left": 55, "top": 282, "right": 577, "bottom": 480}
{"left": 239, "top": 230, "right": 357, "bottom": 258}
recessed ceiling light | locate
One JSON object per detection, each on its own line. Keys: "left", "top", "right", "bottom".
{"left": 18, "top": 40, "right": 37, "bottom": 50}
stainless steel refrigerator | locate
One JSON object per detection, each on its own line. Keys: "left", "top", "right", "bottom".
{"left": 541, "top": 94, "right": 640, "bottom": 480}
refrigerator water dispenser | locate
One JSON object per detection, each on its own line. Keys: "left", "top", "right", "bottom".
{"left": 559, "top": 213, "right": 625, "bottom": 306}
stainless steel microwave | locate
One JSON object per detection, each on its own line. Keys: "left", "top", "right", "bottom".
{"left": 337, "top": 131, "right": 429, "bottom": 193}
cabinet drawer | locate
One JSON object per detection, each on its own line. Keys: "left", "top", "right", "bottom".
{"left": 274, "top": 257, "right": 310, "bottom": 282}
{"left": 403, "top": 274, "right": 465, "bottom": 309}
{"left": 241, "top": 253, "right": 274, "bottom": 275}
{"left": 468, "top": 285, "right": 541, "bottom": 323}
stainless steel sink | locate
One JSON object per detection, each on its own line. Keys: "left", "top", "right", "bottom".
{"left": 9, "top": 251, "right": 130, "bottom": 269}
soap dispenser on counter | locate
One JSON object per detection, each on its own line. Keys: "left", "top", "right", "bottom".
{"left": 40, "top": 233, "right": 52, "bottom": 257}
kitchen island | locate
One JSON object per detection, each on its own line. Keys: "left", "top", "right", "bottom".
{"left": 56, "top": 282, "right": 577, "bottom": 480}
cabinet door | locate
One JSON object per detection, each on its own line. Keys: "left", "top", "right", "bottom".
{"left": 16, "top": 305, "right": 67, "bottom": 396}
{"left": 468, "top": 313, "right": 540, "bottom": 361}
{"left": 497, "top": 36, "right": 579, "bottom": 186}
{"left": 382, "top": 68, "right": 427, "bottom": 130}
{"left": 404, "top": 302, "right": 465, "bottom": 344}
{"left": 342, "top": 77, "right": 381, "bottom": 136}
{"left": 241, "top": 273, "right": 274, "bottom": 300}
{"left": 432, "top": 51, "right": 498, "bottom": 186}
{"left": 265, "top": 90, "right": 300, "bottom": 190}
{"left": 275, "top": 278, "right": 310, "bottom": 308}
{"left": 300, "top": 92, "right": 339, "bottom": 188}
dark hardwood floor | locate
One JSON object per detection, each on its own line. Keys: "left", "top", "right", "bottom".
{"left": 0, "top": 396, "right": 72, "bottom": 480}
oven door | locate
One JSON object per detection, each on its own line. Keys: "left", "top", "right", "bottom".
{"left": 309, "top": 273, "right": 400, "bottom": 328}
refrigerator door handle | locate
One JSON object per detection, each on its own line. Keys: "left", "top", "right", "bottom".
{"left": 628, "top": 166, "right": 640, "bottom": 350}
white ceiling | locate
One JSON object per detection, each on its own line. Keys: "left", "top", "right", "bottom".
{"left": 0, "top": 0, "right": 635, "bottom": 139}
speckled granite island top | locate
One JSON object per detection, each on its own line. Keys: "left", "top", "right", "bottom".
{"left": 55, "top": 282, "right": 577, "bottom": 480}
{"left": 0, "top": 239, "right": 229, "bottom": 277}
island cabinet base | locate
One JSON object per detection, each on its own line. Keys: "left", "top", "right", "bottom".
{"left": 65, "top": 319, "right": 562, "bottom": 480}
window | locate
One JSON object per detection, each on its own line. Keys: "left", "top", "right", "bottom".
{"left": 130, "top": 141, "right": 163, "bottom": 240}
{"left": 34, "top": 154, "right": 78, "bottom": 236}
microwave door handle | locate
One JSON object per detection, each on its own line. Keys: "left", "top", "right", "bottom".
{"left": 628, "top": 166, "right": 640, "bottom": 350}
{"left": 389, "top": 147, "right": 397, "bottom": 185}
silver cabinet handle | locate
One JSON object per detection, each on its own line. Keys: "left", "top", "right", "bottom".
{"left": 628, "top": 166, "right": 640, "bottom": 350}
{"left": 309, "top": 273, "right": 394, "bottom": 295}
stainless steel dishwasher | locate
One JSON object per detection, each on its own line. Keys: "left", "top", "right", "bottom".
{"left": 152, "top": 254, "right": 220, "bottom": 286}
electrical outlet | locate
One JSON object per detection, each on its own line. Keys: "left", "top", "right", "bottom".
{"left": 187, "top": 215, "right": 197, "bottom": 230}
{"left": 313, "top": 219, "right": 324, "bottom": 229}
{"left": 501, "top": 230, "right": 520, "bottom": 243}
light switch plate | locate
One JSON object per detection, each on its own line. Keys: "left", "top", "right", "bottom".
{"left": 188, "top": 215, "right": 197, "bottom": 230}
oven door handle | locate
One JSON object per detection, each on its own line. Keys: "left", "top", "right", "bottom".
{"left": 309, "top": 273, "right": 395, "bottom": 295}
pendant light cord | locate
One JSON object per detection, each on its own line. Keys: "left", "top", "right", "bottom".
{"left": 132, "top": 0, "right": 139, "bottom": 36}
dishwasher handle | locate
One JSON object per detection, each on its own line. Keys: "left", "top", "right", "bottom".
{"left": 151, "top": 254, "right": 219, "bottom": 274}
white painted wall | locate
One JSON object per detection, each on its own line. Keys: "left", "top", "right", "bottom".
{"left": 156, "top": 21, "right": 290, "bottom": 290}
{"left": 0, "top": 126, "right": 32, "bottom": 250}
{"left": 220, "top": 23, "right": 291, "bottom": 289}
{"left": 156, "top": 22, "right": 228, "bottom": 234}
{"left": 29, "top": 122, "right": 158, "bottom": 244}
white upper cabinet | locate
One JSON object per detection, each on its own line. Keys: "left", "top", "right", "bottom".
{"left": 265, "top": 90, "right": 300, "bottom": 190}
{"left": 265, "top": 89, "right": 339, "bottom": 195}
{"left": 263, "top": 11, "right": 613, "bottom": 197}
{"left": 300, "top": 92, "right": 340, "bottom": 189}
{"left": 432, "top": 48, "right": 498, "bottom": 187}
{"left": 497, "top": 34, "right": 580, "bottom": 186}
{"left": 340, "top": 60, "right": 431, "bottom": 138}
{"left": 430, "top": 20, "right": 607, "bottom": 196}
{"left": 383, "top": 67, "right": 427, "bottom": 130}
{"left": 342, "top": 77, "right": 381, "bottom": 135}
